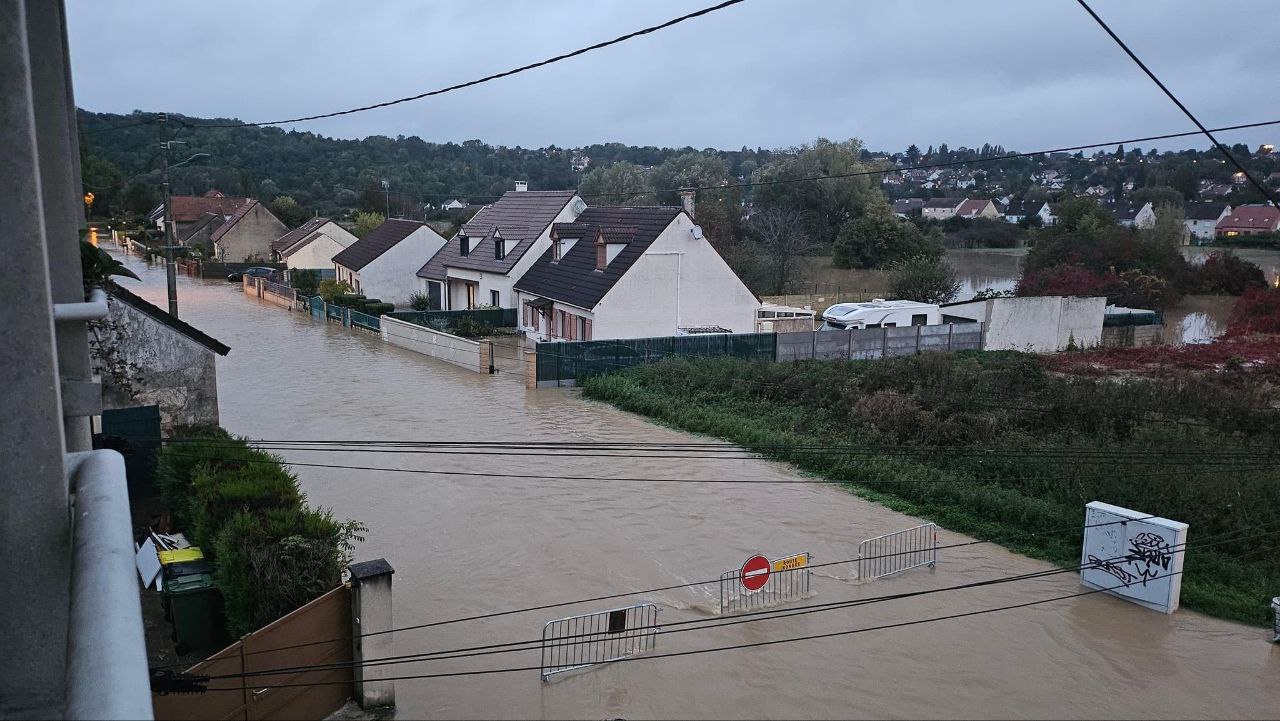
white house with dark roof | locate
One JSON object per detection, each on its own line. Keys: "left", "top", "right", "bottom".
{"left": 417, "top": 187, "right": 586, "bottom": 310}
{"left": 1184, "top": 202, "right": 1231, "bottom": 241}
{"left": 1102, "top": 201, "right": 1156, "bottom": 229}
{"left": 332, "top": 219, "right": 447, "bottom": 305}
{"left": 269, "top": 217, "right": 357, "bottom": 271}
{"left": 513, "top": 206, "right": 759, "bottom": 341}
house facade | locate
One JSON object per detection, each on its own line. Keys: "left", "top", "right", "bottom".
{"left": 513, "top": 206, "right": 759, "bottom": 341}
{"left": 1003, "top": 199, "right": 1049, "bottom": 224}
{"left": 1184, "top": 202, "right": 1231, "bottom": 241}
{"left": 211, "top": 200, "right": 288, "bottom": 262}
{"left": 1103, "top": 201, "right": 1156, "bottom": 229}
{"left": 417, "top": 188, "right": 585, "bottom": 310}
{"left": 96, "top": 286, "right": 230, "bottom": 430}
{"left": 148, "top": 189, "right": 247, "bottom": 238}
{"left": 332, "top": 219, "right": 447, "bottom": 305}
{"left": 270, "top": 217, "right": 357, "bottom": 271}
{"left": 1216, "top": 204, "right": 1280, "bottom": 237}
{"left": 955, "top": 198, "right": 999, "bottom": 220}
{"left": 922, "top": 198, "right": 963, "bottom": 221}
{"left": 892, "top": 198, "right": 925, "bottom": 218}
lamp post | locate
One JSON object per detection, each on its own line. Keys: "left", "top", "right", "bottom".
{"left": 157, "top": 111, "right": 209, "bottom": 318}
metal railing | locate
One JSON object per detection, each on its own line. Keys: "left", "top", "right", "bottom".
{"left": 540, "top": 603, "right": 659, "bottom": 681}
{"left": 65, "top": 450, "right": 153, "bottom": 720}
{"left": 349, "top": 309, "right": 381, "bottom": 332}
{"left": 857, "top": 523, "right": 938, "bottom": 580}
{"left": 718, "top": 552, "right": 812, "bottom": 615}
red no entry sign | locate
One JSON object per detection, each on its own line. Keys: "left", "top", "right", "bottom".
{"left": 740, "top": 554, "right": 770, "bottom": 592}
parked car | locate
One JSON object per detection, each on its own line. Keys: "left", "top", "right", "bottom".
{"left": 226, "top": 267, "right": 279, "bottom": 282}
{"left": 819, "top": 300, "right": 940, "bottom": 330}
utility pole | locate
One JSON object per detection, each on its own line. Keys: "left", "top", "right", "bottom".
{"left": 381, "top": 179, "right": 390, "bottom": 218}
{"left": 159, "top": 113, "right": 181, "bottom": 317}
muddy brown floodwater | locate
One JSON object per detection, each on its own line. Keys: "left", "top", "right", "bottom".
{"left": 109, "top": 245, "right": 1279, "bottom": 719}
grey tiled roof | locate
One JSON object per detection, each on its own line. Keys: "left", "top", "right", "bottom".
{"left": 1185, "top": 202, "right": 1228, "bottom": 221}
{"left": 513, "top": 206, "right": 681, "bottom": 310}
{"left": 923, "top": 197, "right": 963, "bottom": 209}
{"left": 332, "top": 219, "right": 424, "bottom": 271}
{"left": 271, "top": 216, "right": 330, "bottom": 254}
{"left": 108, "top": 285, "right": 230, "bottom": 356}
{"left": 417, "top": 191, "right": 577, "bottom": 280}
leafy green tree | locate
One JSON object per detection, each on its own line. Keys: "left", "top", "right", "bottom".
{"left": 832, "top": 200, "right": 943, "bottom": 269}
{"left": 1131, "top": 186, "right": 1184, "bottom": 210}
{"left": 752, "top": 138, "right": 883, "bottom": 245}
{"left": 123, "top": 181, "right": 159, "bottom": 215}
{"left": 888, "top": 254, "right": 961, "bottom": 304}
{"left": 578, "top": 162, "right": 652, "bottom": 205}
{"left": 270, "top": 195, "right": 311, "bottom": 229}
{"left": 291, "top": 269, "right": 319, "bottom": 296}
{"left": 353, "top": 211, "right": 384, "bottom": 238}
{"left": 1143, "top": 204, "right": 1188, "bottom": 248}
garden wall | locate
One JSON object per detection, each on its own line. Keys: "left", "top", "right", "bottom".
{"left": 380, "top": 316, "right": 483, "bottom": 372}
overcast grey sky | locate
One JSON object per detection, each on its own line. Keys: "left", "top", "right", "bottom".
{"left": 67, "top": 0, "right": 1280, "bottom": 153}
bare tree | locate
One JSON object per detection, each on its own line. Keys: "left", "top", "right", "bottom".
{"left": 747, "top": 206, "right": 816, "bottom": 294}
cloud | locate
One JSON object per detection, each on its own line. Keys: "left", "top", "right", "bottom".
{"left": 66, "top": 0, "right": 1280, "bottom": 153}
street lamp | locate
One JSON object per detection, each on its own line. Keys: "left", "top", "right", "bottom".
{"left": 160, "top": 150, "right": 213, "bottom": 318}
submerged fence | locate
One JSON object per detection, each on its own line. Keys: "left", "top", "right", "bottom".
{"left": 540, "top": 603, "right": 659, "bottom": 681}
{"left": 857, "top": 523, "right": 938, "bottom": 580}
{"left": 534, "top": 324, "right": 984, "bottom": 387}
{"left": 718, "top": 552, "right": 812, "bottom": 615}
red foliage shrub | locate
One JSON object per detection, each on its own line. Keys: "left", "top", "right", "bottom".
{"left": 1016, "top": 265, "right": 1179, "bottom": 308}
{"left": 1049, "top": 335, "right": 1280, "bottom": 376}
{"left": 1193, "top": 251, "right": 1268, "bottom": 295}
{"left": 1226, "top": 286, "right": 1280, "bottom": 337}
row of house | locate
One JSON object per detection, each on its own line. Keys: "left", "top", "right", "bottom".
{"left": 314, "top": 184, "right": 758, "bottom": 342}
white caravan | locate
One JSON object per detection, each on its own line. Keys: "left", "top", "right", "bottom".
{"left": 819, "top": 299, "right": 941, "bottom": 330}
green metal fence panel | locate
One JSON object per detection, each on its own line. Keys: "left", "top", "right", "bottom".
{"left": 387, "top": 307, "right": 518, "bottom": 329}
{"left": 95, "top": 405, "right": 161, "bottom": 499}
{"left": 349, "top": 309, "right": 381, "bottom": 332}
{"left": 310, "top": 295, "right": 325, "bottom": 319}
{"left": 535, "top": 332, "right": 777, "bottom": 385}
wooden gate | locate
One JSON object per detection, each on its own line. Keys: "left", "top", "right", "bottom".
{"left": 153, "top": 585, "right": 353, "bottom": 721}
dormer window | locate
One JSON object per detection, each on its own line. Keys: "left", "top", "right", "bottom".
{"left": 552, "top": 236, "right": 562, "bottom": 262}
{"left": 460, "top": 235, "right": 470, "bottom": 257}
{"left": 493, "top": 230, "right": 505, "bottom": 260}
{"left": 595, "top": 233, "right": 606, "bottom": 271}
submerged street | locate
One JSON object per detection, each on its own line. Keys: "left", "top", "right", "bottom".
{"left": 114, "top": 246, "right": 1278, "bottom": 719}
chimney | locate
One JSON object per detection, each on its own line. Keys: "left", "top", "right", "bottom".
{"left": 679, "top": 188, "right": 695, "bottom": 219}
{"left": 514, "top": 181, "right": 528, "bottom": 192}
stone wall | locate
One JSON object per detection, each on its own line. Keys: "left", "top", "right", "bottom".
{"left": 92, "top": 296, "right": 220, "bottom": 429}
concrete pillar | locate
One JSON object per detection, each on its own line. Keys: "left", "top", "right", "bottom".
{"left": 349, "top": 559, "right": 395, "bottom": 710}
{"left": 524, "top": 349, "right": 537, "bottom": 388}
{"left": 0, "top": 0, "right": 71, "bottom": 713}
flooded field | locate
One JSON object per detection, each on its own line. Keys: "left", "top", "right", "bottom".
{"left": 109, "top": 244, "right": 1279, "bottom": 719}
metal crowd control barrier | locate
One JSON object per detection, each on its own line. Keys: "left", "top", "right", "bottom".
{"left": 718, "top": 552, "right": 811, "bottom": 615}
{"left": 857, "top": 523, "right": 938, "bottom": 580}
{"left": 541, "top": 603, "right": 659, "bottom": 681}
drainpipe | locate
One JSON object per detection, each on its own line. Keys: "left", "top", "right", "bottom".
{"left": 53, "top": 288, "right": 108, "bottom": 322}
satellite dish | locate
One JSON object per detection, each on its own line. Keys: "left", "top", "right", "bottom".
{"left": 690, "top": 225, "right": 704, "bottom": 240}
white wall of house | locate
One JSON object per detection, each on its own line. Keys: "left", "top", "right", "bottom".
{"left": 286, "top": 227, "right": 356, "bottom": 270}
{"left": 944, "top": 296, "right": 1105, "bottom": 351}
{"left": 1186, "top": 209, "right": 1229, "bottom": 240}
{"left": 337, "top": 226, "right": 447, "bottom": 305}
{"left": 591, "top": 213, "right": 759, "bottom": 340}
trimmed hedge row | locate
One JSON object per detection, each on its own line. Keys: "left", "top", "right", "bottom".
{"left": 156, "top": 426, "right": 365, "bottom": 637}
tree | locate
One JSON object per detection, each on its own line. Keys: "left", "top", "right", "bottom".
{"left": 744, "top": 207, "right": 815, "bottom": 294}
{"left": 577, "top": 162, "right": 652, "bottom": 205}
{"left": 123, "top": 181, "right": 159, "bottom": 216}
{"left": 832, "top": 200, "right": 943, "bottom": 269}
{"left": 1131, "top": 186, "right": 1184, "bottom": 210}
{"left": 292, "top": 269, "right": 319, "bottom": 296}
{"left": 888, "top": 254, "right": 961, "bottom": 304}
{"left": 270, "top": 195, "right": 311, "bottom": 229}
{"left": 752, "top": 138, "right": 883, "bottom": 245}
{"left": 1143, "top": 204, "right": 1188, "bottom": 248}
{"left": 905, "top": 144, "right": 921, "bottom": 164}
{"left": 353, "top": 211, "right": 384, "bottom": 238}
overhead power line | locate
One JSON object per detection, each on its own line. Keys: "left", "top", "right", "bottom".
{"left": 1073, "top": 0, "right": 1279, "bottom": 206}
{"left": 181, "top": 0, "right": 747, "bottom": 129}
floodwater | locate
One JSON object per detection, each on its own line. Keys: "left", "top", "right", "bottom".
{"left": 809, "top": 248, "right": 1280, "bottom": 344}
{"left": 108, "top": 244, "right": 1279, "bottom": 719}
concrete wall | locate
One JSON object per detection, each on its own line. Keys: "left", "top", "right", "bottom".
{"left": 1101, "top": 324, "right": 1164, "bottom": 348}
{"left": 944, "top": 296, "right": 1105, "bottom": 351}
{"left": 592, "top": 213, "right": 759, "bottom": 339}
{"left": 216, "top": 203, "right": 288, "bottom": 262}
{"left": 776, "top": 324, "right": 983, "bottom": 362}
{"left": 95, "top": 295, "right": 220, "bottom": 430}
{"left": 380, "top": 316, "right": 482, "bottom": 372}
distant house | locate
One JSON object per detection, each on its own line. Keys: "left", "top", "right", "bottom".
{"left": 1004, "top": 199, "right": 1049, "bottom": 224}
{"left": 955, "top": 198, "right": 999, "bottom": 220}
{"left": 1103, "top": 201, "right": 1156, "bottom": 229}
{"left": 269, "top": 217, "right": 357, "bottom": 272}
{"left": 442, "top": 199, "right": 468, "bottom": 210}
{"left": 1267, "top": 171, "right": 1280, "bottom": 186}
{"left": 892, "top": 198, "right": 925, "bottom": 218}
{"left": 953, "top": 174, "right": 976, "bottom": 190}
{"left": 1201, "top": 183, "right": 1233, "bottom": 199}
{"left": 1216, "top": 204, "right": 1280, "bottom": 237}
{"left": 210, "top": 200, "right": 289, "bottom": 262}
{"left": 513, "top": 206, "right": 758, "bottom": 341}
{"left": 1084, "top": 185, "right": 1110, "bottom": 196}
{"left": 417, "top": 187, "right": 584, "bottom": 310}
{"left": 1184, "top": 202, "right": 1231, "bottom": 241}
{"left": 97, "top": 285, "right": 230, "bottom": 430}
{"left": 922, "top": 197, "right": 964, "bottom": 221}
{"left": 332, "top": 219, "right": 448, "bottom": 305}
{"left": 148, "top": 189, "right": 248, "bottom": 239}
{"left": 1043, "top": 203, "right": 1061, "bottom": 226}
